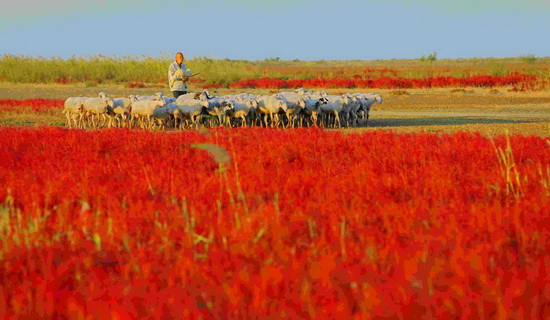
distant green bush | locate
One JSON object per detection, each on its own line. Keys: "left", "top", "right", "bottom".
{"left": 419, "top": 52, "right": 437, "bottom": 62}
{"left": 487, "top": 60, "right": 509, "bottom": 77}
{"left": 519, "top": 54, "right": 537, "bottom": 64}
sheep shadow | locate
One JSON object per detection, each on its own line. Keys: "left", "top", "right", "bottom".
{"left": 363, "top": 117, "right": 536, "bottom": 128}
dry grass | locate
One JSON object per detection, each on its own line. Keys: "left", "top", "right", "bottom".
{"left": 0, "top": 110, "right": 64, "bottom": 127}
{"left": 348, "top": 117, "right": 550, "bottom": 137}
{"left": 0, "top": 83, "right": 549, "bottom": 137}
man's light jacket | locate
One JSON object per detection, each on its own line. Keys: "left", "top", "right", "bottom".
{"left": 168, "top": 61, "right": 190, "bottom": 92}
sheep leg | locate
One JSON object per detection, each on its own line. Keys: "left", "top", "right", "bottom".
{"left": 72, "top": 114, "right": 80, "bottom": 128}
{"left": 67, "top": 113, "right": 73, "bottom": 128}
{"left": 65, "top": 112, "right": 71, "bottom": 128}
{"left": 144, "top": 117, "right": 149, "bottom": 130}
{"left": 80, "top": 115, "right": 85, "bottom": 129}
{"left": 197, "top": 115, "right": 202, "bottom": 129}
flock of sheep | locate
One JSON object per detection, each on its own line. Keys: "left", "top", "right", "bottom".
{"left": 62, "top": 88, "right": 383, "bottom": 130}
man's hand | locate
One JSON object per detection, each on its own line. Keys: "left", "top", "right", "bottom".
{"left": 183, "top": 77, "right": 190, "bottom": 82}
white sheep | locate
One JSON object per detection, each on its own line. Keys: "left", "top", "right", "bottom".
{"left": 175, "top": 98, "right": 208, "bottom": 129}
{"left": 274, "top": 93, "right": 305, "bottom": 128}
{"left": 130, "top": 98, "right": 166, "bottom": 130}
{"left": 220, "top": 92, "right": 257, "bottom": 102}
{"left": 152, "top": 103, "right": 178, "bottom": 130}
{"left": 62, "top": 89, "right": 382, "bottom": 129}
{"left": 318, "top": 95, "right": 345, "bottom": 128}
{"left": 135, "top": 92, "right": 165, "bottom": 101}
{"left": 353, "top": 93, "right": 382, "bottom": 125}
{"left": 108, "top": 96, "right": 136, "bottom": 128}
{"left": 295, "top": 87, "right": 310, "bottom": 95}
{"left": 256, "top": 95, "right": 289, "bottom": 127}
{"left": 174, "top": 90, "right": 211, "bottom": 105}
{"left": 82, "top": 97, "right": 115, "bottom": 129}
{"left": 62, "top": 97, "right": 86, "bottom": 128}
{"left": 339, "top": 95, "right": 357, "bottom": 128}
{"left": 201, "top": 96, "right": 232, "bottom": 127}
{"left": 226, "top": 99, "right": 258, "bottom": 127}
{"left": 296, "top": 96, "right": 322, "bottom": 127}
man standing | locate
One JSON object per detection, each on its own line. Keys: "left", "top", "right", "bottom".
{"left": 168, "top": 52, "right": 191, "bottom": 98}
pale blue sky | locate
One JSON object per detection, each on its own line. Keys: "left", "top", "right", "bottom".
{"left": 1, "top": 0, "right": 548, "bottom": 60}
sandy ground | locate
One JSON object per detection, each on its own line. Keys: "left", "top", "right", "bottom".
{"left": 1, "top": 83, "right": 549, "bottom": 137}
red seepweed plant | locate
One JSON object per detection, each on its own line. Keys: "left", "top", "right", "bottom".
{"left": 229, "top": 74, "right": 544, "bottom": 90}
{"left": 0, "top": 127, "right": 548, "bottom": 319}
{"left": 0, "top": 99, "right": 64, "bottom": 113}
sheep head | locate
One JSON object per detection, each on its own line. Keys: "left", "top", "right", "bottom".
{"left": 223, "top": 101, "right": 235, "bottom": 113}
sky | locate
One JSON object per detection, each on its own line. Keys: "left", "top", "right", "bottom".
{"left": 1, "top": 0, "right": 549, "bottom": 60}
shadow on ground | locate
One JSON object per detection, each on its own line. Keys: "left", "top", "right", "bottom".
{"left": 364, "top": 117, "right": 536, "bottom": 128}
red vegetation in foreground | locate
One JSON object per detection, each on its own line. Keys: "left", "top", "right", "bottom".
{"left": 0, "top": 99, "right": 64, "bottom": 112}
{"left": 229, "top": 74, "right": 543, "bottom": 90}
{"left": 0, "top": 127, "right": 549, "bottom": 319}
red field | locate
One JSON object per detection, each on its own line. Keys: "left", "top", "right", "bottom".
{"left": 227, "top": 74, "right": 544, "bottom": 91}
{"left": 0, "top": 99, "right": 64, "bottom": 112}
{"left": 0, "top": 127, "right": 549, "bottom": 319}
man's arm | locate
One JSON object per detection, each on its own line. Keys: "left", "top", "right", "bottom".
{"left": 181, "top": 67, "right": 192, "bottom": 82}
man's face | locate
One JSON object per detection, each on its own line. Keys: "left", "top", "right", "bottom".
{"left": 176, "top": 53, "right": 184, "bottom": 65}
